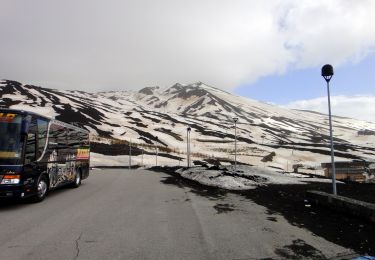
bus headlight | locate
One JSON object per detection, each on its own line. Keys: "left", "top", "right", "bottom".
{"left": 1, "top": 175, "right": 21, "bottom": 184}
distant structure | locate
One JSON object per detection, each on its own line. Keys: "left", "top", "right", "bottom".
{"left": 357, "top": 129, "right": 375, "bottom": 136}
{"left": 321, "top": 160, "right": 375, "bottom": 182}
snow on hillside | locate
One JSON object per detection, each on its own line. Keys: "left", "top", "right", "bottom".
{"left": 1, "top": 79, "right": 374, "bottom": 172}
{"left": 176, "top": 165, "right": 342, "bottom": 191}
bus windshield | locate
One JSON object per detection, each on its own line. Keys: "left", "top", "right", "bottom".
{"left": 0, "top": 113, "right": 23, "bottom": 165}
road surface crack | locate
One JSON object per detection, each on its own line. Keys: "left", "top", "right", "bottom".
{"left": 74, "top": 232, "right": 83, "bottom": 260}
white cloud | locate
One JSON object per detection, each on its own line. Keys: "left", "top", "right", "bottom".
{"left": 285, "top": 95, "right": 375, "bottom": 123}
{"left": 0, "top": 0, "right": 375, "bottom": 90}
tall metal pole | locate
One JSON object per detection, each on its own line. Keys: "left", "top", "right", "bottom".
{"left": 188, "top": 130, "right": 191, "bottom": 167}
{"left": 187, "top": 127, "right": 191, "bottom": 168}
{"left": 233, "top": 118, "right": 238, "bottom": 170}
{"left": 235, "top": 121, "right": 237, "bottom": 170}
{"left": 141, "top": 149, "right": 144, "bottom": 167}
{"left": 154, "top": 136, "right": 159, "bottom": 167}
{"left": 326, "top": 81, "right": 337, "bottom": 195}
{"left": 155, "top": 147, "right": 158, "bottom": 166}
{"left": 322, "top": 64, "right": 337, "bottom": 195}
{"left": 129, "top": 140, "right": 132, "bottom": 170}
{"left": 187, "top": 128, "right": 189, "bottom": 167}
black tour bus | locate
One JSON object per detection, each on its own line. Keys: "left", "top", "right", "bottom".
{"left": 0, "top": 109, "right": 90, "bottom": 202}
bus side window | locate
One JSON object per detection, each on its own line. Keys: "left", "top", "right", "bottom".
{"left": 48, "top": 123, "right": 68, "bottom": 161}
{"left": 24, "top": 119, "right": 37, "bottom": 164}
{"left": 68, "top": 128, "right": 80, "bottom": 149}
{"left": 37, "top": 119, "right": 48, "bottom": 159}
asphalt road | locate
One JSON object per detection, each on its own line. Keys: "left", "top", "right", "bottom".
{"left": 0, "top": 169, "right": 352, "bottom": 260}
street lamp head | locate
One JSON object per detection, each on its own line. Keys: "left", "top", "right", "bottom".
{"left": 233, "top": 117, "right": 238, "bottom": 123}
{"left": 321, "top": 64, "right": 334, "bottom": 83}
{"left": 187, "top": 126, "right": 191, "bottom": 132}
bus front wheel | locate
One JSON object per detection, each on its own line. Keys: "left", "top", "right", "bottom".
{"left": 31, "top": 176, "right": 48, "bottom": 203}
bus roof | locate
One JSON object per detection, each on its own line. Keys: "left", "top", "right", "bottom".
{"left": 0, "top": 108, "right": 89, "bottom": 134}
{"left": 0, "top": 108, "right": 50, "bottom": 120}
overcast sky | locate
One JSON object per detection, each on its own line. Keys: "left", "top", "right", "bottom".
{"left": 1, "top": 0, "right": 375, "bottom": 121}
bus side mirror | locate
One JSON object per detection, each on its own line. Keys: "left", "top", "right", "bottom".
{"left": 21, "top": 115, "right": 32, "bottom": 136}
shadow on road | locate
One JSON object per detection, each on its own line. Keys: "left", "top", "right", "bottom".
{"left": 0, "top": 184, "right": 85, "bottom": 211}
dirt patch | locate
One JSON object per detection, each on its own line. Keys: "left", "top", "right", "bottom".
{"left": 266, "top": 216, "right": 277, "bottom": 222}
{"left": 222, "top": 171, "right": 268, "bottom": 183}
{"left": 154, "top": 166, "right": 227, "bottom": 201}
{"left": 213, "top": 203, "right": 235, "bottom": 214}
{"left": 240, "top": 183, "right": 375, "bottom": 255}
{"left": 160, "top": 176, "right": 185, "bottom": 189}
{"left": 274, "top": 239, "right": 326, "bottom": 259}
{"left": 150, "top": 166, "right": 183, "bottom": 174}
{"left": 261, "top": 151, "right": 276, "bottom": 162}
{"left": 305, "top": 182, "right": 375, "bottom": 204}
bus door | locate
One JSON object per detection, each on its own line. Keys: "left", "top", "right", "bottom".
{"left": 23, "top": 117, "right": 41, "bottom": 185}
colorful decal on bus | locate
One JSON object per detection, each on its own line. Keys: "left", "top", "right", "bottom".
{"left": 47, "top": 151, "right": 78, "bottom": 188}
{"left": 77, "top": 148, "right": 90, "bottom": 160}
{"left": 0, "top": 113, "right": 16, "bottom": 122}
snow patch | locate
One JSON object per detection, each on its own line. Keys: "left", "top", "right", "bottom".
{"left": 176, "top": 165, "right": 342, "bottom": 191}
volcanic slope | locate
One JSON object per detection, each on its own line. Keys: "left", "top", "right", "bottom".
{"left": 1, "top": 80, "right": 374, "bottom": 171}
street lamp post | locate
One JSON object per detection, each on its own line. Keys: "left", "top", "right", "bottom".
{"left": 129, "top": 140, "right": 132, "bottom": 170}
{"left": 155, "top": 136, "right": 159, "bottom": 167}
{"left": 141, "top": 149, "right": 144, "bottom": 167}
{"left": 187, "top": 127, "right": 191, "bottom": 167}
{"left": 233, "top": 117, "right": 238, "bottom": 170}
{"left": 321, "top": 64, "right": 337, "bottom": 195}
{"left": 156, "top": 147, "right": 158, "bottom": 166}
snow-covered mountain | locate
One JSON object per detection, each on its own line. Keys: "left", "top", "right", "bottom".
{"left": 1, "top": 79, "right": 374, "bottom": 171}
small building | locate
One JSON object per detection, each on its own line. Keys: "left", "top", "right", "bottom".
{"left": 321, "top": 160, "right": 373, "bottom": 182}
